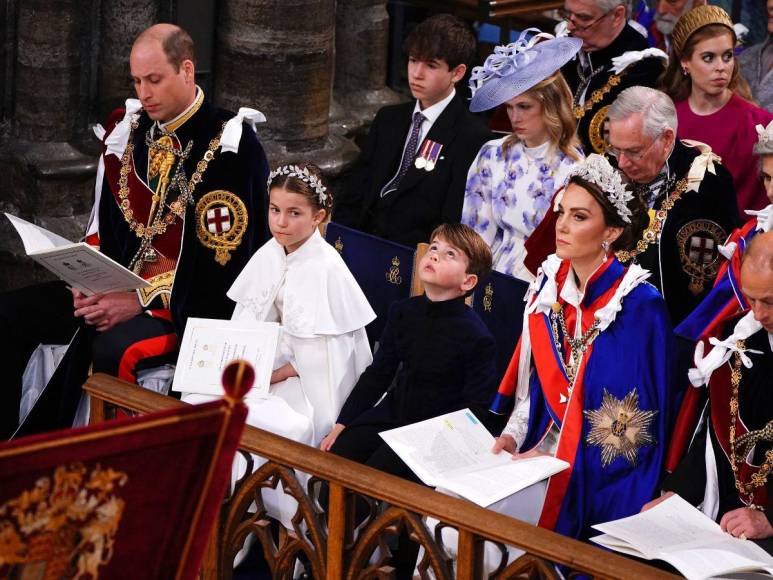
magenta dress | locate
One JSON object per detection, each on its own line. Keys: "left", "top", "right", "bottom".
{"left": 675, "top": 94, "right": 773, "bottom": 213}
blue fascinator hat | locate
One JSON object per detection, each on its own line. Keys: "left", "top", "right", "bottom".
{"left": 469, "top": 29, "right": 582, "bottom": 113}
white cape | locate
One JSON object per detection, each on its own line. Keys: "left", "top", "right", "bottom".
{"left": 185, "top": 229, "right": 375, "bottom": 532}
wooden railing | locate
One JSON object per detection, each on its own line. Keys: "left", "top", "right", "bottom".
{"left": 84, "top": 374, "right": 676, "bottom": 579}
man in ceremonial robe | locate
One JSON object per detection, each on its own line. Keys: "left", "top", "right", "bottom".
{"left": 524, "top": 87, "right": 740, "bottom": 326}
{"left": 645, "top": 232, "right": 773, "bottom": 551}
{"left": 0, "top": 24, "right": 270, "bottom": 438}
{"left": 560, "top": 0, "right": 667, "bottom": 154}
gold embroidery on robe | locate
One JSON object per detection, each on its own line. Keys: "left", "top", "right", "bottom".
{"left": 0, "top": 463, "right": 127, "bottom": 576}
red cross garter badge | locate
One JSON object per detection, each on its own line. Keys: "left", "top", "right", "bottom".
{"left": 676, "top": 219, "right": 726, "bottom": 296}
{"left": 195, "top": 190, "right": 248, "bottom": 265}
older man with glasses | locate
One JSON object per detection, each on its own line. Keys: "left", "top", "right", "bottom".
{"left": 606, "top": 86, "right": 739, "bottom": 326}
{"left": 524, "top": 86, "right": 739, "bottom": 327}
{"left": 560, "top": 0, "right": 668, "bottom": 154}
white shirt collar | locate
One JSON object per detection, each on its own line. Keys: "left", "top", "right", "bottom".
{"left": 413, "top": 88, "right": 456, "bottom": 126}
{"left": 559, "top": 268, "right": 583, "bottom": 308}
{"left": 559, "top": 260, "right": 607, "bottom": 308}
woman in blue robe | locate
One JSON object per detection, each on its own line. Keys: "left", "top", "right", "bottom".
{"left": 490, "top": 154, "right": 677, "bottom": 542}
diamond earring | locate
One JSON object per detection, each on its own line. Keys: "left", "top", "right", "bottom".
{"left": 601, "top": 240, "right": 610, "bottom": 253}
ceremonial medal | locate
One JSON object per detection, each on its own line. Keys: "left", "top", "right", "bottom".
{"left": 415, "top": 140, "right": 443, "bottom": 172}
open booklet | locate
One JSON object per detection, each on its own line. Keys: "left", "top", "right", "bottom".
{"left": 5, "top": 213, "right": 148, "bottom": 295}
{"left": 171, "top": 317, "right": 280, "bottom": 399}
{"left": 379, "top": 409, "right": 569, "bottom": 507}
{"left": 591, "top": 494, "right": 773, "bottom": 579}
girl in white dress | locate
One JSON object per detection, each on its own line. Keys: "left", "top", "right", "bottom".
{"left": 183, "top": 162, "right": 375, "bottom": 527}
{"left": 463, "top": 31, "right": 584, "bottom": 282}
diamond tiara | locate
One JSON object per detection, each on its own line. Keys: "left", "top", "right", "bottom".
{"left": 268, "top": 164, "right": 328, "bottom": 205}
{"left": 566, "top": 154, "right": 634, "bottom": 223}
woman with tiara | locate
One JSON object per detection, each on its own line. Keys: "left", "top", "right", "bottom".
{"left": 462, "top": 31, "right": 583, "bottom": 282}
{"left": 489, "top": 154, "right": 676, "bottom": 540}
{"left": 427, "top": 155, "right": 677, "bottom": 573}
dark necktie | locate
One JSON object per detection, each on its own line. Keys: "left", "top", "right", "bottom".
{"left": 381, "top": 111, "right": 426, "bottom": 197}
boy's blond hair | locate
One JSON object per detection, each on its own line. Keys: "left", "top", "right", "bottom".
{"left": 429, "top": 223, "right": 492, "bottom": 284}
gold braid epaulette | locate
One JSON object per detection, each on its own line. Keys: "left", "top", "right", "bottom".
{"left": 616, "top": 178, "right": 689, "bottom": 263}
{"left": 573, "top": 70, "right": 626, "bottom": 120}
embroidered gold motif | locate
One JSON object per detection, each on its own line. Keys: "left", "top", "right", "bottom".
{"left": 616, "top": 178, "right": 689, "bottom": 263}
{"left": 0, "top": 463, "right": 127, "bottom": 576}
{"left": 334, "top": 236, "right": 344, "bottom": 253}
{"left": 195, "top": 190, "right": 248, "bottom": 265}
{"left": 386, "top": 256, "right": 403, "bottom": 285}
{"left": 589, "top": 105, "right": 611, "bottom": 154}
{"left": 585, "top": 389, "right": 658, "bottom": 467}
{"left": 676, "top": 219, "right": 726, "bottom": 295}
{"left": 483, "top": 283, "right": 494, "bottom": 312}
{"left": 137, "top": 270, "right": 175, "bottom": 308}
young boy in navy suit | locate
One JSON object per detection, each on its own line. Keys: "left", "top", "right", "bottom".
{"left": 333, "top": 14, "right": 491, "bottom": 247}
{"left": 320, "top": 223, "right": 499, "bottom": 480}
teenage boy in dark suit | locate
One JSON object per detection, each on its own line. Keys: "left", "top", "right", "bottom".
{"left": 334, "top": 13, "right": 491, "bottom": 247}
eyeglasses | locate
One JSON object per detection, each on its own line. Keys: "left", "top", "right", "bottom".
{"left": 606, "top": 133, "right": 664, "bottom": 162}
{"left": 558, "top": 7, "right": 612, "bottom": 32}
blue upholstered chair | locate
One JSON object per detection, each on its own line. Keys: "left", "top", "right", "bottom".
{"left": 324, "top": 222, "right": 416, "bottom": 343}
{"left": 471, "top": 270, "right": 529, "bottom": 378}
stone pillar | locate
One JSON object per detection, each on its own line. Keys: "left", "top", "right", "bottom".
{"left": 98, "top": 0, "right": 159, "bottom": 120}
{"left": 0, "top": 0, "right": 97, "bottom": 291}
{"left": 215, "top": 0, "right": 358, "bottom": 175}
{"left": 331, "top": 0, "right": 402, "bottom": 136}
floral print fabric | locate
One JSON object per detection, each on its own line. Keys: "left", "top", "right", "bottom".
{"left": 462, "top": 137, "right": 581, "bottom": 281}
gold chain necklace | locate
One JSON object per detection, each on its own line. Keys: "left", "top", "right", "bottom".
{"left": 728, "top": 343, "right": 773, "bottom": 510}
{"left": 573, "top": 71, "right": 625, "bottom": 120}
{"left": 616, "top": 178, "right": 689, "bottom": 263}
{"left": 117, "top": 118, "right": 225, "bottom": 271}
{"left": 549, "top": 302, "right": 601, "bottom": 383}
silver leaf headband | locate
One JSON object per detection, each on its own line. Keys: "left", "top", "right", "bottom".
{"left": 268, "top": 164, "right": 328, "bottom": 205}
{"left": 565, "top": 154, "right": 634, "bottom": 223}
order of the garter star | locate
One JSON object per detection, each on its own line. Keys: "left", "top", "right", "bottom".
{"left": 584, "top": 389, "right": 658, "bottom": 468}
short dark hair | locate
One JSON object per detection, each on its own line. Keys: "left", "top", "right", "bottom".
{"left": 403, "top": 13, "right": 476, "bottom": 70}
{"left": 162, "top": 27, "right": 196, "bottom": 71}
{"left": 429, "top": 223, "right": 493, "bottom": 284}
{"left": 567, "top": 176, "right": 648, "bottom": 253}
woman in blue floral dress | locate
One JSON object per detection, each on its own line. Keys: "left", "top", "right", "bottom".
{"left": 463, "top": 31, "right": 584, "bottom": 281}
